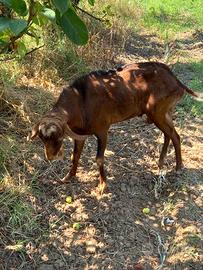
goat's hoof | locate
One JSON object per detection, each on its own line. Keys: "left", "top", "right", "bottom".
{"left": 60, "top": 173, "right": 75, "bottom": 183}
{"left": 98, "top": 182, "right": 107, "bottom": 195}
{"left": 175, "top": 164, "right": 184, "bottom": 174}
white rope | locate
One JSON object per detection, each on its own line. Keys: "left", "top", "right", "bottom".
{"left": 150, "top": 230, "right": 168, "bottom": 270}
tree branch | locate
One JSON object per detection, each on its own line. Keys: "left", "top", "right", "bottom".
{"left": 0, "top": 44, "right": 44, "bottom": 61}
{"left": 73, "top": 4, "right": 105, "bottom": 22}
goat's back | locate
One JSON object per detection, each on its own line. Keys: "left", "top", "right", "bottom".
{"left": 54, "top": 62, "right": 185, "bottom": 134}
{"left": 72, "top": 62, "right": 184, "bottom": 127}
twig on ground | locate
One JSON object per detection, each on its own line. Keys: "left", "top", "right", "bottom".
{"left": 114, "top": 143, "right": 128, "bottom": 155}
{"left": 113, "top": 163, "right": 135, "bottom": 173}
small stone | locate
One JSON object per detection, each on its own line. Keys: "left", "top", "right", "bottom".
{"left": 120, "top": 183, "right": 126, "bottom": 192}
{"left": 106, "top": 238, "right": 114, "bottom": 245}
{"left": 86, "top": 244, "right": 96, "bottom": 253}
{"left": 41, "top": 254, "right": 49, "bottom": 262}
{"left": 86, "top": 240, "right": 97, "bottom": 253}
{"left": 125, "top": 242, "right": 131, "bottom": 248}
{"left": 183, "top": 138, "right": 192, "bottom": 147}
{"left": 37, "top": 264, "right": 54, "bottom": 270}
{"left": 54, "top": 259, "right": 65, "bottom": 268}
{"left": 129, "top": 176, "right": 139, "bottom": 186}
{"left": 129, "top": 231, "right": 136, "bottom": 239}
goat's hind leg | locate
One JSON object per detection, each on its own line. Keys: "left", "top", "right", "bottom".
{"left": 96, "top": 132, "right": 108, "bottom": 194}
{"left": 152, "top": 113, "right": 183, "bottom": 171}
{"left": 158, "top": 133, "right": 170, "bottom": 169}
{"left": 62, "top": 139, "right": 86, "bottom": 182}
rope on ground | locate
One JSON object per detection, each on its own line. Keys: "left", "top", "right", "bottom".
{"left": 150, "top": 229, "right": 168, "bottom": 270}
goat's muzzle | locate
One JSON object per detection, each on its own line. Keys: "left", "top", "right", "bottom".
{"left": 44, "top": 145, "right": 64, "bottom": 161}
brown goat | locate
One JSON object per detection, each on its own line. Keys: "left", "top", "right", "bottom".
{"left": 28, "top": 62, "right": 202, "bottom": 192}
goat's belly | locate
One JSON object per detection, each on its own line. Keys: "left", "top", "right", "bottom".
{"left": 110, "top": 109, "right": 143, "bottom": 124}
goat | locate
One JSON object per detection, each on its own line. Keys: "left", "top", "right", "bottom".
{"left": 28, "top": 62, "right": 202, "bottom": 193}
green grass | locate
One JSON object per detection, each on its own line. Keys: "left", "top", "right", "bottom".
{"left": 139, "top": 0, "right": 203, "bottom": 37}
{"left": 107, "top": 0, "right": 203, "bottom": 40}
{"left": 0, "top": 181, "right": 38, "bottom": 235}
{"left": 0, "top": 135, "right": 19, "bottom": 177}
{"left": 175, "top": 60, "right": 203, "bottom": 118}
{"left": 8, "top": 199, "right": 37, "bottom": 235}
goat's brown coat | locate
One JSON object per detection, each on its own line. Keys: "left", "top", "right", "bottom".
{"left": 29, "top": 62, "right": 201, "bottom": 192}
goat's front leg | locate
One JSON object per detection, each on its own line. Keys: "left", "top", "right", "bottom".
{"left": 62, "top": 139, "right": 85, "bottom": 182}
{"left": 96, "top": 132, "right": 108, "bottom": 194}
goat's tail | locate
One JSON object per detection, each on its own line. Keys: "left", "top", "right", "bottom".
{"left": 185, "top": 87, "right": 203, "bottom": 101}
{"left": 176, "top": 76, "right": 203, "bottom": 101}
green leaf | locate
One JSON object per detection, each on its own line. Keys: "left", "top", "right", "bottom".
{"left": 0, "top": 0, "right": 12, "bottom": 8}
{"left": 17, "top": 41, "right": 27, "bottom": 57}
{"left": 42, "top": 8, "right": 56, "bottom": 21}
{"left": 52, "top": 0, "right": 71, "bottom": 14}
{"left": 0, "top": 39, "right": 9, "bottom": 48}
{"left": 0, "top": 17, "right": 27, "bottom": 36}
{"left": 0, "top": 0, "right": 28, "bottom": 16}
{"left": 33, "top": 12, "right": 49, "bottom": 26}
{"left": 33, "top": 1, "right": 43, "bottom": 13}
{"left": 11, "top": 0, "right": 28, "bottom": 16}
{"left": 0, "top": 17, "right": 10, "bottom": 32}
{"left": 88, "top": 0, "right": 95, "bottom": 6}
{"left": 9, "top": 19, "right": 27, "bottom": 36}
{"left": 55, "top": 9, "right": 61, "bottom": 24}
{"left": 32, "top": 2, "right": 43, "bottom": 26}
{"left": 0, "top": 31, "right": 10, "bottom": 42}
{"left": 32, "top": 3, "right": 53, "bottom": 26}
{"left": 60, "top": 8, "right": 88, "bottom": 45}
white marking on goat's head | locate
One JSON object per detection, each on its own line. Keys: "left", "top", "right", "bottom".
{"left": 39, "top": 123, "right": 58, "bottom": 138}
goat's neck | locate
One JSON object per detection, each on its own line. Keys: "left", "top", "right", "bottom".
{"left": 52, "top": 93, "right": 84, "bottom": 130}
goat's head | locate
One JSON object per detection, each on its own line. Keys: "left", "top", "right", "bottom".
{"left": 28, "top": 116, "right": 87, "bottom": 161}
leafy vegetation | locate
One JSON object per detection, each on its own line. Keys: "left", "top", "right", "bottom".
{"left": 0, "top": 0, "right": 95, "bottom": 56}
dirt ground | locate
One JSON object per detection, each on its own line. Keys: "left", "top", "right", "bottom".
{"left": 0, "top": 31, "right": 203, "bottom": 270}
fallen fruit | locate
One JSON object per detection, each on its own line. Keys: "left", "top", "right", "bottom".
{"left": 142, "top": 207, "right": 150, "bottom": 214}
{"left": 66, "top": 196, "right": 72, "bottom": 204}
{"left": 73, "top": 222, "right": 80, "bottom": 230}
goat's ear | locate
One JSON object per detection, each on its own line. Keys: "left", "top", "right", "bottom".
{"left": 27, "top": 123, "right": 39, "bottom": 141}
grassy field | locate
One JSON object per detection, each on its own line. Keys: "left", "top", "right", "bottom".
{"left": 105, "top": 0, "right": 203, "bottom": 38}
{"left": 0, "top": 1, "right": 202, "bottom": 269}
